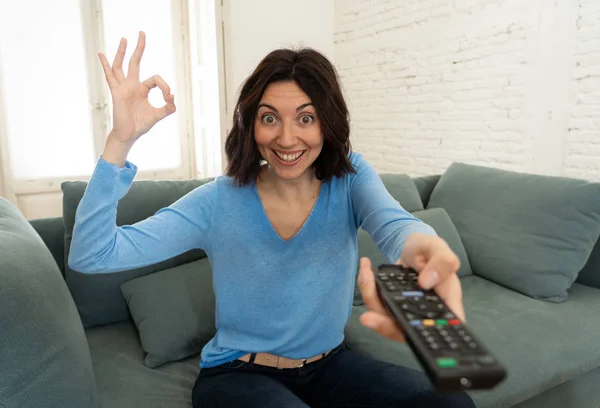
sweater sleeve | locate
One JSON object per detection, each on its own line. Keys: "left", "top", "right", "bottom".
{"left": 349, "top": 152, "right": 437, "bottom": 263}
{"left": 68, "top": 157, "right": 216, "bottom": 274}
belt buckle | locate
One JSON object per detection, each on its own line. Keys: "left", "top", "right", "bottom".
{"left": 297, "top": 358, "right": 308, "bottom": 368}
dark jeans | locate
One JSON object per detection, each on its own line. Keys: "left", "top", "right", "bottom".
{"left": 192, "top": 343, "right": 476, "bottom": 408}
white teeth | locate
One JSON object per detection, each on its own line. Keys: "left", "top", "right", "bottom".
{"left": 274, "top": 151, "right": 304, "bottom": 162}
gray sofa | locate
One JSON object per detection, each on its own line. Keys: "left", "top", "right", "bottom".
{"left": 2, "top": 161, "right": 600, "bottom": 408}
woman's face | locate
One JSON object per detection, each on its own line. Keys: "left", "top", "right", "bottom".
{"left": 254, "top": 81, "right": 323, "bottom": 181}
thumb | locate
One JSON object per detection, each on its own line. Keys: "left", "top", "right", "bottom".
{"left": 418, "top": 249, "right": 460, "bottom": 290}
{"left": 155, "top": 94, "right": 176, "bottom": 120}
{"left": 358, "top": 257, "right": 387, "bottom": 316}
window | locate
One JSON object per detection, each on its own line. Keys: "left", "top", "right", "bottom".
{"left": 0, "top": 0, "right": 225, "bottom": 218}
{"left": 1, "top": 0, "right": 97, "bottom": 179}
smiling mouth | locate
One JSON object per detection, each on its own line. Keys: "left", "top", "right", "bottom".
{"left": 272, "top": 150, "right": 306, "bottom": 163}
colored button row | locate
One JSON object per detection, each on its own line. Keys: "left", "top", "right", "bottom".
{"left": 436, "top": 355, "right": 495, "bottom": 368}
{"left": 409, "top": 319, "right": 462, "bottom": 326}
{"left": 437, "top": 357, "right": 457, "bottom": 368}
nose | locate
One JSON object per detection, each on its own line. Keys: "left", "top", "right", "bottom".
{"left": 277, "top": 122, "right": 296, "bottom": 148}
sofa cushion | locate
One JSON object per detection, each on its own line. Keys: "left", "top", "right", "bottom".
{"left": 577, "top": 239, "right": 600, "bottom": 289}
{"left": 345, "top": 275, "right": 600, "bottom": 408}
{"left": 0, "top": 198, "right": 97, "bottom": 408}
{"left": 121, "top": 258, "right": 216, "bottom": 368}
{"left": 412, "top": 174, "right": 441, "bottom": 208}
{"left": 379, "top": 173, "right": 425, "bottom": 212}
{"left": 354, "top": 207, "right": 472, "bottom": 305}
{"left": 62, "top": 178, "right": 212, "bottom": 327}
{"left": 412, "top": 208, "right": 473, "bottom": 278}
{"left": 29, "top": 216, "right": 66, "bottom": 275}
{"left": 86, "top": 321, "right": 199, "bottom": 408}
{"left": 427, "top": 162, "right": 600, "bottom": 302}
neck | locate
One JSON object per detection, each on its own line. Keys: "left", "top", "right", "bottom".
{"left": 258, "top": 166, "right": 320, "bottom": 203}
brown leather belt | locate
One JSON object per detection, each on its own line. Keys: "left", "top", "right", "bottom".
{"left": 238, "top": 350, "right": 331, "bottom": 369}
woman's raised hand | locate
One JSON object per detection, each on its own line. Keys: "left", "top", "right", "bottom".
{"left": 98, "top": 31, "right": 176, "bottom": 145}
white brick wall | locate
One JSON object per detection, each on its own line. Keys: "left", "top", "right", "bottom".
{"left": 335, "top": 0, "right": 600, "bottom": 181}
{"left": 565, "top": 0, "right": 600, "bottom": 181}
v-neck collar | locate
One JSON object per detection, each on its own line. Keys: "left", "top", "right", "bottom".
{"left": 252, "top": 181, "right": 324, "bottom": 243}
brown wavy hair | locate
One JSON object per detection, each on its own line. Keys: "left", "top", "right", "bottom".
{"left": 224, "top": 48, "right": 355, "bottom": 186}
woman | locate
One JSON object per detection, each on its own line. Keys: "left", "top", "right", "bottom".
{"left": 69, "top": 31, "right": 475, "bottom": 408}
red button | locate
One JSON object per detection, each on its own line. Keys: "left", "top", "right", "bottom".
{"left": 449, "top": 319, "right": 461, "bottom": 326}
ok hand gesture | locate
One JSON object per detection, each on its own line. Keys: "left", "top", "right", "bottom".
{"left": 98, "top": 31, "right": 176, "bottom": 144}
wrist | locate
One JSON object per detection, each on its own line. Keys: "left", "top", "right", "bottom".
{"left": 102, "top": 133, "right": 135, "bottom": 167}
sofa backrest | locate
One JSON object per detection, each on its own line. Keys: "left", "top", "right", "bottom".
{"left": 29, "top": 217, "right": 66, "bottom": 275}
{"left": 26, "top": 170, "right": 600, "bottom": 326}
{"left": 411, "top": 167, "right": 600, "bottom": 292}
{"left": 1, "top": 197, "right": 97, "bottom": 407}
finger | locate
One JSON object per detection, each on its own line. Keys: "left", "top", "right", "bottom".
{"left": 128, "top": 31, "right": 146, "bottom": 80}
{"left": 112, "top": 37, "right": 127, "bottom": 82}
{"left": 98, "top": 52, "right": 118, "bottom": 89}
{"left": 435, "top": 274, "right": 467, "bottom": 322}
{"left": 358, "top": 257, "right": 387, "bottom": 316}
{"left": 418, "top": 246, "right": 460, "bottom": 290}
{"left": 142, "top": 75, "right": 171, "bottom": 100}
{"left": 153, "top": 94, "right": 177, "bottom": 121}
{"left": 359, "top": 311, "right": 405, "bottom": 342}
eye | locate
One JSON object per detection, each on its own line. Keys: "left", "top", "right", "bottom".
{"left": 299, "top": 115, "right": 314, "bottom": 125}
{"left": 261, "top": 113, "right": 277, "bottom": 125}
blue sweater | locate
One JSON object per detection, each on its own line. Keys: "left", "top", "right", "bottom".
{"left": 68, "top": 151, "right": 436, "bottom": 368}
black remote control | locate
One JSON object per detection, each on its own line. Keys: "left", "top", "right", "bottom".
{"left": 374, "top": 264, "right": 507, "bottom": 392}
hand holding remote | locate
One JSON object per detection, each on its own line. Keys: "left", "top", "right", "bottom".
{"left": 357, "top": 233, "right": 507, "bottom": 391}
{"left": 358, "top": 232, "right": 465, "bottom": 341}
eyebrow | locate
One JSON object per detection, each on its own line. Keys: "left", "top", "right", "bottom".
{"left": 257, "top": 102, "right": 313, "bottom": 113}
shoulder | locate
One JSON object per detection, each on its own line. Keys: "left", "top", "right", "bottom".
{"left": 348, "top": 151, "right": 370, "bottom": 170}
{"left": 343, "top": 151, "right": 376, "bottom": 184}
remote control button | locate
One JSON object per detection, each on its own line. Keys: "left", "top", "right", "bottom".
{"left": 477, "top": 355, "right": 495, "bottom": 365}
{"left": 449, "top": 319, "right": 461, "bottom": 326}
{"left": 425, "top": 336, "right": 436, "bottom": 344}
{"left": 409, "top": 320, "right": 421, "bottom": 326}
{"left": 400, "top": 303, "right": 421, "bottom": 316}
{"left": 436, "top": 358, "right": 457, "bottom": 368}
{"left": 423, "top": 319, "right": 435, "bottom": 326}
{"left": 385, "top": 283, "right": 399, "bottom": 291}
{"left": 393, "top": 295, "right": 405, "bottom": 302}
{"left": 460, "top": 355, "right": 478, "bottom": 364}
{"left": 419, "top": 329, "right": 432, "bottom": 338}
{"left": 402, "top": 291, "right": 424, "bottom": 297}
{"left": 436, "top": 319, "right": 448, "bottom": 326}
{"left": 455, "top": 329, "right": 467, "bottom": 336}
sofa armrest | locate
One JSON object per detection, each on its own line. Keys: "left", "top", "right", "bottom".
{"left": 29, "top": 216, "right": 66, "bottom": 275}
{"left": 0, "top": 198, "right": 98, "bottom": 408}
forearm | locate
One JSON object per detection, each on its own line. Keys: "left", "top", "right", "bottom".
{"left": 68, "top": 157, "right": 215, "bottom": 274}
{"left": 369, "top": 217, "right": 437, "bottom": 264}
{"left": 68, "top": 157, "right": 138, "bottom": 273}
